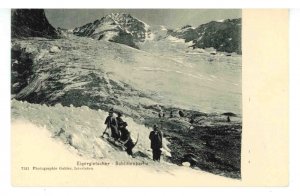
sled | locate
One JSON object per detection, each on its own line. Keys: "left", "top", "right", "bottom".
{"left": 101, "top": 132, "right": 139, "bottom": 151}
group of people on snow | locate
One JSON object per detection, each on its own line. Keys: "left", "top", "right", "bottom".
{"left": 103, "top": 108, "right": 163, "bottom": 162}
{"left": 102, "top": 109, "right": 135, "bottom": 156}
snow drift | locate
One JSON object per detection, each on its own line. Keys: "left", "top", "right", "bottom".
{"left": 11, "top": 99, "right": 171, "bottom": 162}
{"left": 12, "top": 100, "right": 239, "bottom": 185}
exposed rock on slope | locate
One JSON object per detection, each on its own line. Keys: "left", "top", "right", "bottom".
{"left": 167, "top": 25, "right": 199, "bottom": 42}
{"left": 11, "top": 36, "right": 242, "bottom": 179}
{"left": 73, "top": 13, "right": 241, "bottom": 53}
{"left": 11, "top": 9, "right": 60, "bottom": 39}
{"left": 168, "top": 18, "right": 242, "bottom": 54}
{"left": 73, "top": 13, "right": 150, "bottom": 49}
{"left": 11, "top": 11, "right": 242, "bottom": 179}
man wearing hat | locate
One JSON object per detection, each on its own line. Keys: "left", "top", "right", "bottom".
{"left": 149, "top": 124, "right": 163, "bottom": 162}
{"left": 103, "top": 109, "right": 119, "bottom": 140}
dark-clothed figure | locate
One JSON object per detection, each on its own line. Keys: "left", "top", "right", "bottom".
{"left": 104, "top": 110, "right": 119, "bottom": 140}
{"left": 158, "top": 111, "right": 165, "bottom": 118}
{"left": 149, "top": 125, "right": 163, "bottom": 161}
{"left": 116, "top": 112, "right": 124, "bottom": 129}
{"left": 119, "top": 122, "right": 134, "bottom": 156}
{"left": 227, "top": 116, "right": 231, "bottom": 122}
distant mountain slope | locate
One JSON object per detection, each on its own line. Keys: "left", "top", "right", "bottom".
{"left": 167, "top": 25, "right": 199, "bottom": 42}
{"left": 11, "top": 9, "right": 60, "bottom": 39}
{"left": 72, "top": 13, "right": 241, "bottom": 53}
{"left": 73, "top": 13, "right": 150, "bottom": 49}
{"left": 168, "top": 18, "right": 242, "bottom": 54}
{"left": 11, "top": 12, "right": 242, "bottom": 179}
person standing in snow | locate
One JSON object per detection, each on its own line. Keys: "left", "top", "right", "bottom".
{"left": 149, "top": 124, "right": 163, "bottom": 162}
{"left": 102, "top": 109, "right": 119, "bottom": 140}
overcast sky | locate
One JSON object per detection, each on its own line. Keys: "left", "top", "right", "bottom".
{"left": 45, "top": 9, "right": 241, "bottom": 29}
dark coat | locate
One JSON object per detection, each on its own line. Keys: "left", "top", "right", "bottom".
{"left": 104, "top": 115, "right": 119, "bottom": 139}
{"left": 119, "top": 127, "right": 130, "bottom": 142}
{"left": 119, "top": 127, "right": 134, "bottom": 150}
{"left": 116, "top": 116, "right": 124, "bottom": 126}
{"left": 104, "top": 116, "right": 118, "bottom": 128}
{"left": 149, "top": 130, "right": 163, "bottom": 149}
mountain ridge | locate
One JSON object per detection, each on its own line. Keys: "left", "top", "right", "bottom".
{"left": 167, "top": 18, "right": 242, "bottom": 54}
{"left": 11, "top": 9, "right": 241, "bottom": 54}
{"left": 11, "top": 11, "right": 242, "bottom": 179}
{"left": 73, "top": 13, "right": 241, "bottom": 54}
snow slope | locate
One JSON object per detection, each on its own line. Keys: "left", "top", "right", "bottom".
{"left": 12, "top": 100, "right": 239, "bottom": 185}
{"left": 11, "top": 13, "right": 242, "bottom": 182}
{"left": 12, "top": 35, "right": 241, "bottom": 115}
{"left": 11, "top": 99, "right": 171, "bottom": 161}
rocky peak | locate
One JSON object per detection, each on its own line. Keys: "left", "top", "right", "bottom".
{"left": 105, "top": 13, "right": 133, "bottom": 22}
{"left": 167, "top": 18, "right": 242, "bottom": 54}
{"left": 73, "top": 13, "right": 150, "bottom": 49}
{"left": 11, "top": 9, "right": 60, "bottom": 39}
{"left": 193, "top": 18, "right": 241, "bottom": 54}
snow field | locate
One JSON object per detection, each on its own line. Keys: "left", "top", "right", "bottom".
{"left": 11, "top": 100, "right": 170, "bottom": 163}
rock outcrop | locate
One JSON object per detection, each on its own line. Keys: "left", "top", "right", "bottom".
{"left": 11, "top": 9, "right": 60, "bottom": 39}
{"left": 168, "top": 18, "right": 242, "bottom": 54}
{"left": 73, "top": 13, "right": 150, "bottom": 49}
